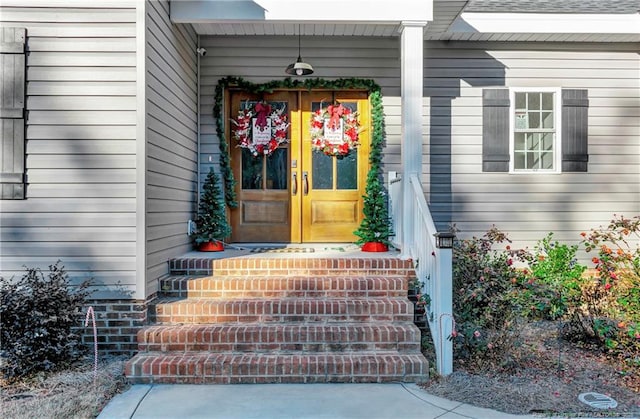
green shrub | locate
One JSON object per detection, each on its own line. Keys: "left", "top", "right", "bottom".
{"left": 514, "top": 233, "right": 586, "bottom": 320}
{"left": 450, "top": 227, "right": 524, "bottom": 370}
{"left": 0, "top": 261, "right": 91, "bottom": 380}
{"left": 571, "top": 215, "right": 640, "bottom": 366}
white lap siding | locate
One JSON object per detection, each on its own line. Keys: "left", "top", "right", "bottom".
{"left": 145, "top": 0, "right": 198, "bottom": 296}
{"left": 0, "top": 1, "right": 138, "bottom": 298}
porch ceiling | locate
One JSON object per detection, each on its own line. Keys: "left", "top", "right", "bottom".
{"left": 174, "top": 0, "right": 640, "bottom": 42}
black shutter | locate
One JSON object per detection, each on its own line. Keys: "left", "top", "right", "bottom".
{"left": 482, "top": 88, "right": 510, "bottom": 172}
{"left": 0, "top": 27, "right": 26, "bottom": 199}
{"left": 562, "top": 89, "right": 589, "bottom": 172}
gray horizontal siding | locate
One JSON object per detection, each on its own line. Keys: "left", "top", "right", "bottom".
{"left": 0, "top": 1, "right": 138, "bottom": 298}
{"left": 425, "top": 41, "right": 640, "bottom": 258}
{"left": 145, "top": 0, "right": 198, "bottom": 296}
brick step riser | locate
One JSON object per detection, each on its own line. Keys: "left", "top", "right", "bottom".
{"left": 150, "top": 299, "right": 414, "bottom": 324}
{"left": 137, "top": 325, "right": 421, "bottom": 353}
{"left": 140, "top": 342, "right": 420, "bottom": 353}
{"left": 151, "top": 313, "right": 415, "bottom": 324}
{"left": 171, "top": 269, "right": 416, "bottom": 277}
{"left": 169, "top": 258, "right": 415, "bottom": 278}
{"left": 160, "top": 277, "right": 407, "bottom": 299}
{"left": 126, "top": 353, "right": 428, "bottom": 384}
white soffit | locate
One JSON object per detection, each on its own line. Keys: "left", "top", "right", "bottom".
{"left": 171, "top": 0, "right": 432, "bottom": 23}
{"left": 451, "top": 13, "right": 640, "bottom": 34}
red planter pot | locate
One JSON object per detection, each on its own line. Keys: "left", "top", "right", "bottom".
{"left": 361, "top": 242, "right": 389, "bottom": 252}
{"left": 198, "top": 241, "right": 224, "bottom": 252}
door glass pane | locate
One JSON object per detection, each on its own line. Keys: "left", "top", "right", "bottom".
{"left": 337, "top": 149, "right": 357, "bottom": 189}
{"left": 266, "top": 148, "right": 288, "bottom": 190}
{"left": 242, "top": 149, "right": 263, "bottom": 189}
{"left": 312, "top": 152, "right": 333, "bottom": 189}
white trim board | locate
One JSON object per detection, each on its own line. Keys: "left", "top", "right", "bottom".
{"left": 451, "top": 13, "right": 640, "bottom": 35}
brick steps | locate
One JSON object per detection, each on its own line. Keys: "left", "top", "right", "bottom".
{"left": 169, "top": 257, "right": 416, "bottom": 277}
{"left": 137, "top": 323, "right": 421, "bottom": 353}
{"left": 125, "top": 351, "right": 428, "bottom": 384}
{"left": 151, "top": 297, "right": 414, "bottom": 324}
{"left": 126, "top": 256, "right": 427, "bottom": 384}
{"left": 160, "top": 275, "right": 407, "bottom": 298}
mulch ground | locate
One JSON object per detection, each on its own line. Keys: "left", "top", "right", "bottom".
{"left": 421, "top": 321, "right": 640, "bottom": 416}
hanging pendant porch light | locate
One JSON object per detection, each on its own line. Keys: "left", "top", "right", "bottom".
{"left": 285, "top": 25, "right": 314, "bottom": 76}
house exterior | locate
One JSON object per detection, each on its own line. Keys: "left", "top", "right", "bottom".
{"left": 1, "top": 0, "right": 639, "bottom": 356}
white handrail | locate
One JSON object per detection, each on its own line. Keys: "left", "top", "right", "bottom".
{"left": 388, "top": 171, "right": 403, "bottom": 249}
{"left": 389, "top": 172, "right": 453, "bottom": 376}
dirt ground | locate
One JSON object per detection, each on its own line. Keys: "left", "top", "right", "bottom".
{"left": 421, "top": 321, "right": 640, "bottom": 417}
{"left": 1, "top": 356, "right": 129, "bottom": 419}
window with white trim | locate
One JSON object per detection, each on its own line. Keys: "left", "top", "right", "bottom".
{"left": 483, "top": 88, "right": 588, "bottom": 173}
{"left": 510, "top": 88, "right": 561, "bottom": 173}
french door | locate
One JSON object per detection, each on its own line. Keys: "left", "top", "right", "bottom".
{"left": 227, "top": 89, "right": 370, "bottom": 243}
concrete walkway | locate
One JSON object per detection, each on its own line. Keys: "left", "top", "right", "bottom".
{"left": 98, "top": 383, "right": 538, "bottom": 419}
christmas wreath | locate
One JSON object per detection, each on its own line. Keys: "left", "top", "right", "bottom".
{"left": 231, "top": 101, "right": 290, "bottom": 157}
{"left": 310, "top": 103, "right": 360, "bottom": 156}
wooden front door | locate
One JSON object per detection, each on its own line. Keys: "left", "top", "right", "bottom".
{"left": 228, "top": 89, "right": 369, "bottom": 243}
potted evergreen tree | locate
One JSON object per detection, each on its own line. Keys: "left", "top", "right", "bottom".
{"left": 354, "top": 168, "right": 393, "bottom": 252}
{"left": 195, "top": 168, "right": 231, "bottom": 251}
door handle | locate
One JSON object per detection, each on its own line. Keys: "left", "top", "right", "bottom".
{"left": 292, "top": 172, "right": 297, "bottom": 195}
{"left": 303, "top": 171, "right": 309, "bottom": 195}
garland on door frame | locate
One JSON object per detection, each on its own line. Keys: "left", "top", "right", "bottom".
{"left": 214, "top": 76, "right": 385, "bottom": 209}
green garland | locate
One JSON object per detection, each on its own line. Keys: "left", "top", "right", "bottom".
{"left": 213, "top": 77, "right": 388, "bottom": 243}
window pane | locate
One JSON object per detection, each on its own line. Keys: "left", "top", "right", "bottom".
{"left": 266, "top": 148, "right": 287, "bottom": 190}
{"left": 528, "top": 112, "right": 540, "bottom": 129}
{"left": 515, "top": 92, "right": 526, "bottom": 110}
{"left": 541, "top": 152, "right": 554, "bottom": 169}
{"left": 541, "top": 93, "right": 554, "bottom": 110}
{"left": 542, "top": 133, "right": 554, "bottom": 150}
{"left": 514, "top": 152, "right": 525, "bottom": 169}
{"left": 337, "top": 149, "right": 357, "bottom": 189}
{"left": 528, "top": 92, "right": 540, "bottom": 110}
{"left": 312, "top": 152, "right": 333, "bottom": 189}
{"left": 242, "top": 149, "right": 263, "bottom": 189}
{"left": 527, "top": 152, "right": 538, "bottom": 169}
{"left": 526, "top": 133, "right": 540, "bottom": 150}
{"left": 514, "top": 133, "right": 526, "bottom": 150}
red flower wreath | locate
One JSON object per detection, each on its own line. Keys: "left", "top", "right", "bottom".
{"left": 231, "top": 101, "right": 290, "bottom": 157}
{"left": 310, "top": 103, "right": 360, "bottom": 156}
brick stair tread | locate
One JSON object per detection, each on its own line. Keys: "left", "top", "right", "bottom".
{"left": 137, "top": 323, "right": 422, "bottom": 352}
{"left": 125, "top": 351, "right": 429, "bottom": 384}
{"left": 169, "top": 257, "right": 415, "bottom": 277}
{"left": 160, "top": 275, "right": 408, "bottom": 298}
{"left": 151, "top": 297, "right": 414, "bottom": 324}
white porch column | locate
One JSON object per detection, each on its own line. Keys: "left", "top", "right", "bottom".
{"left": 400, "top": 21, "right": 426, "bottom": 258}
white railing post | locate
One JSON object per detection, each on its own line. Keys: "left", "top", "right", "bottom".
{"left": 435, "top": 247, "right": 453, "bottom": 376}
{"left": 388, "top": 171, "right": 403, "bottom": 249}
